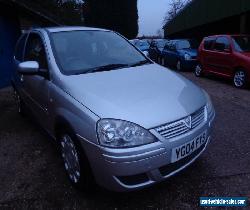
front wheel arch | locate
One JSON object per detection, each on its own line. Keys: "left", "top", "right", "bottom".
{"left": 54, "top": 117, "right": 95, "bottom": 191}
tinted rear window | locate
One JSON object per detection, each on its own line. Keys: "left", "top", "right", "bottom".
{"left": 203, "top": 37, "right": 215, "bottom": 50}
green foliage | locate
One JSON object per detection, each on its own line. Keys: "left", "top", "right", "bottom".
{"left": 18, "top": 0, "right": 84, "bottom": 25}
{"left": 17, "top": 0, "right": 139, "bottom": 38}
{"left": 84, "top": 0, "right": 138, "bottom": 39}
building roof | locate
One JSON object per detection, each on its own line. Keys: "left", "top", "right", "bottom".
{"left": 1, "top": 0, "right": 61, "bottom": 25}
{"left": 164, "top": 0, "right": 250, "bottom": 36}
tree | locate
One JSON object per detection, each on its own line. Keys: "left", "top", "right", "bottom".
{"left": 156, "top": 29, "right": 164, "bottom": 38}
{"left": 17, "top": 0, "right": 84, "bottom": 25}
{"left": 164, "top": 0, "right": 191, "bottom": 24}
{"left": 83, "top": 0, "right": 139, "bottom": 39}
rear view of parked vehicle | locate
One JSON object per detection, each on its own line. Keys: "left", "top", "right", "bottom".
{"left": 132, "top": 39, "right": 150, "bottom": 57}
{"left": 196, "top": 35, "right": 250, "bottom": 88}
{"left": 161, "top": 39, "right": 198, "bottom": 71}
{"left": 148, "top": 39, "right": 168, "bottom": 63}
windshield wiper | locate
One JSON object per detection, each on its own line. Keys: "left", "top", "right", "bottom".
{"left": 129, "top": 60, "right": 151, "bottom": 67}
{"left": 86, "top": 63, "right": 129, "bottom": 73}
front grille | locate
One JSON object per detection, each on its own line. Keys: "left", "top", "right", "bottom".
{"left": 155, "top": 107, "right": 206, "bottom": 139}
{"left": 192, "top": 107, "right": 205, "bottom": 128}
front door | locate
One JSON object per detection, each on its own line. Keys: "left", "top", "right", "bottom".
{"left": 22, "top": 32, "right": 51, "bottom": 131}
{"left": 211, "top": 36, "right": 233, "bottom": 77}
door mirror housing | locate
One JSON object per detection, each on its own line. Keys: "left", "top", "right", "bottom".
{"left": 143, "top": 51, "right": 149, "bottom": 57}
{"left": 224, "top": 48, "right": 231, "bottom": 53}
{"left": 18, "top": 61, "right": 39, "bottom": 75}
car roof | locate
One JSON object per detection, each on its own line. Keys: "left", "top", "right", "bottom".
{"left": 170, "top": 39, "right": 190, "bottom": 42}
{"left": 204, "top": 34, "right": 250, "bottom": 39}
{"left": 32, "top": 26, "right": 110, "bottom": 33}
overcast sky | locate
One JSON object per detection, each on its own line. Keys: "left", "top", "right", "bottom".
{"left": 138, "top": 0, "right": 170, "bottom": 36}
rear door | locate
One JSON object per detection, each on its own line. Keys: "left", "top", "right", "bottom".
{"left": 211, "top": 36, "right": 233, "bottom": 76}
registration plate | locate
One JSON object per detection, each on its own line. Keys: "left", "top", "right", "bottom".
{"left": 171, "top": 131, "right": 207, "bottom": 163}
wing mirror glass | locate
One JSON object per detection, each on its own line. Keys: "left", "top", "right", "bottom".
{"left": 18, "top": 61, "right": 39, "bottom": 75}
{"left": 143, "top": 51, "right": 149, "bottom": 57}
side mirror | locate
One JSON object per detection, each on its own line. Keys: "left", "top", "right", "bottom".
{"left": 18, "top": 61, "right": 39, "bottom": 75}
{"left": 224, "top": 48, "right": 231, "bottom": 53}
{"left": 143, "top": 51, "right": 149, "bottom": 57}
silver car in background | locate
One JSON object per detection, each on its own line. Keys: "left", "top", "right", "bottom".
{"left": 12, "top": 27, "right": 215, "bottom": 192}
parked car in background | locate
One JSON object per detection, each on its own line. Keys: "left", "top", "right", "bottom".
{"left": 161, "top": 39, "right": 198, "bottom": 71}
{"left": 195, "top": 35, "right": 250, "bottom": 88}
{"left": 12, "top": 27, "right": 215, "bottom": 192}
{"left": 129, "top": 39, "right": 139, "bottom": 45}
{"left": 148, "top": 39, "right": 169, "bottom": 63}
{"left": 131, "top": 39, "right": 150, "bottom": 56}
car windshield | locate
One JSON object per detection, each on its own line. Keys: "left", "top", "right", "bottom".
{"left": 156, "top": 40, "right": 167, "bottom": 48}
{"left": 176, "top": 40, "right": 198, "bottom": 50}
{"left": 140, "top": 40, "right": 149, "bottom": 47}
{"left": 232, "top": 36, "right": 250, "bottom": 52}
{"left": 51, "top": 30, "right": 149, "bottom": 75}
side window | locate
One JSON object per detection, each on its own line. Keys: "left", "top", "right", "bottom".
{"left": 150, "top": 41, "right": 156, "bottom": 48}
{"left": 24, "top": 33, "right": 48, "bottom": 69}
{"left": 14, "top": 34, "right": 28, "bottom": 61}
{"left": 169, "top": 43, "right": 176, "bottom": 51}
{"left": 163, "top": 44, "right": 170, "bottom": 51}
{"left": 214, "top": 37, "right": 230, "bottom": 52}
{"left": 203, "top": 38, "right": 215, "bottom": 50}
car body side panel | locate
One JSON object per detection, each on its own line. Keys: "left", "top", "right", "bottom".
{"left": 199, "top": 35, "right": 250, "bottom": 83}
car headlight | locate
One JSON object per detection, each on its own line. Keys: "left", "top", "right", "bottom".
{"left": 203, "top": 90, "right": 213, "bottom": 114}
{"left": 184, "top": 53, "right": 192, "bottom": 60}
{"left": 97, "top": 119, "right": 157, "bottom": 148}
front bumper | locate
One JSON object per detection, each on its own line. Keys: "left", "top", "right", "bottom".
{"left": 78, "top": 110, "right": 215, "bottom": 192}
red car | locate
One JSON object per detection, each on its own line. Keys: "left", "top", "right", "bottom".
{"left": 195, "top": 35, "right": 250, "bottom": 88}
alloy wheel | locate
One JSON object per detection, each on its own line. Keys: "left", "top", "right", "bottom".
{"left": 61, "top": 134, "right": 81, "bottom": 183}
{"left": 176, "top": 60, "right": 181, "bottom": 71}
{"left": 195, "top": 64, "right": 202, "bottom": 77}
{"left": 234, "top": 70, "right": 246, "bottom": 88}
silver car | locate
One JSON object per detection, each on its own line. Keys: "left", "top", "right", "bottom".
{"left": 12, "top": 27, "right": 215, "bottom": 192}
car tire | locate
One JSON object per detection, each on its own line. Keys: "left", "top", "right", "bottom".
{"left": 233, "top": 70, "right": 247, "bottom": 88}
{"left": 59, "top": 129, "right": 95, "bottom": 191}
{"left": 176, "top": 60, "right": 182, "bottom": 71}
{"left": 14, "top": 89, "right": 26, "bottom": 116}
{"left": 157, "top": 56, "right": 161, "bottom": 64}
{"left": 194, "top": 64, "right": 203, "bottom": 77}
{"left": 161, "top": 57, "right": 165, "bottom": 66}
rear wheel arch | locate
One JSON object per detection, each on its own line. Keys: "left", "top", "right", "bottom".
{"left": 233, "top": 66, "right": 248, "bottom": 80}
{"left": 233, "top": 67, "right": 248, "bottom": 88}
{"left": 233, "top": 66, "right": 246, "bottom": 73}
